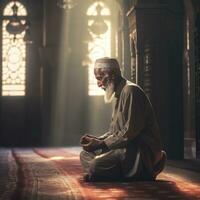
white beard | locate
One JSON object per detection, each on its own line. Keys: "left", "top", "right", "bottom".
{"left": 104, "top": 82, "right": 115, "bottom": 104}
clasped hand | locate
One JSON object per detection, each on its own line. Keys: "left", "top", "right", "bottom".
{"left": 80, "top": 134, "right": 103, "bottom": 152}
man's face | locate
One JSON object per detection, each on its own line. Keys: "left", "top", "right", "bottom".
{"left": 94, "top": 68, "right": 115, "bottom": 103}
{"left": 94, "top": 68, "right": 110, "bottom": 90}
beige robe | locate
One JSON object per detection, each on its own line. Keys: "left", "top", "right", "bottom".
{"left": 99, "top": 78, "right": 162, "bottom": 177}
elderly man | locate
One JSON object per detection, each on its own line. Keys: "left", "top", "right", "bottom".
{"left": 80, "top": 57, "right": 166, "bottom": 182}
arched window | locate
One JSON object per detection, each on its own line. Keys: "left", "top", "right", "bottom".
{"left": 2, "top": 1, "right": 27, "bottom": 96}
{"left": 87, "top": 1, "right": 112, "bottom": 96}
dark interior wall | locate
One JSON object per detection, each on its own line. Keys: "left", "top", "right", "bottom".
{"left": 25, "top": 0, "right": 43, "bottom": 146}
{"left": 182, "top": 0, "right": 196, "bottom": 159}
{"left": 192, "top": 0, "right": 200, "bottom": 159}
{"left": 40, "top": 0, "right": 63, "bottom": 145}
{"left": 126, "top": 0, "right": 184, "bottom": 159}
{"left": 163, "top": 6, "right": 184, "bottom": 159}
{"left": 0, "top": 0, "right": 43, "bottom": 147}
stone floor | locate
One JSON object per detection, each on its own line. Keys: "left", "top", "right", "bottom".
{"left": 0, "top": 147, "right": 200, "bottom": 200}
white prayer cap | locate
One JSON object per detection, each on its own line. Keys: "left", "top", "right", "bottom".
{"left": 94, "top": 57, "right": 120, "bottom": 69}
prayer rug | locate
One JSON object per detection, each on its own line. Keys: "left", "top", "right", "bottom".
{"left": 0, "top": 148, "right": 200, "bottom": 200}
{"left": 0, "top": 149, "right": 17, "bottom": 200}
{"left": 35, "top": 148, "right": 200, "bottom": 200}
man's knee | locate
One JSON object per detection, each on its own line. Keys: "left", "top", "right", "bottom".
{"left": 80, "top": 150, "right": 92, "bottom": 158}
{"left": 89, "top": 157, "right": 102, "bottom": 174}
{"left": 89, "top": 154, "right": 122, "bottom": 180}
{"left": 89, "top": 152, "right": 117, "bottom": 174}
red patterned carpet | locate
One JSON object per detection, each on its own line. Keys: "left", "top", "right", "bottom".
{"left": 0, "top": 148, "right": 200, "bottom": 200}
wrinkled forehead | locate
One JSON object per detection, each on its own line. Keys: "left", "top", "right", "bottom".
{"left": 94, "top": 62, "right": 113, "bottom": 69}
{"left": 94, "top": 68, "right": 114, "bottom": 77}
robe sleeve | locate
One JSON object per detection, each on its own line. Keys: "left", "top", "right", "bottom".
{"left": 104, "top": 86, "right": 146, "bottom": 149}
{"left": 98, "top": 131, "right": 112, "bottom": 140}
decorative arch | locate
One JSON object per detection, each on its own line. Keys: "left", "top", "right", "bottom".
{"left": 86, "top": 1, "right": 114, "bottom": 96}
{"left": 2, "top": 1, "right": 27, "bottom": 96}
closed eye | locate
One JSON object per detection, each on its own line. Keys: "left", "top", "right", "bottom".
{"left": 96, "top": 77, "right": 103, "bottom": 81}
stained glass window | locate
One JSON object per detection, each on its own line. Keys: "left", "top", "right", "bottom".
{"left": 2, "top": 1, "right": 27, "bottom": 96}
{"left": 87, "top": 2, "right": 111, "bottom": 96}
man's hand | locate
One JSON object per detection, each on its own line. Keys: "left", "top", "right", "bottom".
{"left": 80, "top": 135, "right": 92, "bottom": 145}
{"left": 80, "top": 134, "right": 99, "bottom": 145}
{"left": 82, "top": 138, "right": 105, "bottom": 152}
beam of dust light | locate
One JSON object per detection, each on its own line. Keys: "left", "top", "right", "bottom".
{"left": 50, "top": 10, "right": 71, "bottom": 146}
{"left": 49, "top": 156, "right": 78, "bottom": 161}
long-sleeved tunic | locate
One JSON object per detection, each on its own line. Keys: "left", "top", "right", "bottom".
{"left": 99, "top": 77, "right": 162, "bottom": 177}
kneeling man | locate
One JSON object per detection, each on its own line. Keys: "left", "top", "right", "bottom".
{"left": 80, "top": 57, "right": 166, "bottom": 182}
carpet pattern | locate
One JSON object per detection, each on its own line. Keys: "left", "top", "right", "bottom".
{"left": 0, "top": 149, "right": 17, "bottom": 200}
{"left": 0, "top": 148, "right": 200, "bottom": 200}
